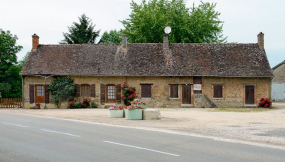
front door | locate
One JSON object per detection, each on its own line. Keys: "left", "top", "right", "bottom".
{"left": 35, "top": 85, "right": 44, "bottom": 103}
{"left": 106, "top": 85, "right": 116, "bottom": 103}
{"left": 182, "top": 84, "right": 191, "bottom": 104}
{"left": 245, "top": 85, "right": 255, "bottom": 104}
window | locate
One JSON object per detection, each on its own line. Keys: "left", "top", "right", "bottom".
{"left": 169, "top": 84, "right": 178, "bottom": 98}
{"left": 213, "top": 85, "right": 223, "bottom": 98}
{"left": 141, "top": 84, "right": 152, "bottom": 98}
{"left": 81, "top": 84, "right": 90, "bottom": 97}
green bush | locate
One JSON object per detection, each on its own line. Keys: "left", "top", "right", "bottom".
{"left": 91, "top": 102, "right": 98, "bottom": 108}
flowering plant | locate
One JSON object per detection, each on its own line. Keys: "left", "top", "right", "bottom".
{"left": 121, "top": 82, "right": 136, "bottom": 106}
{"left": 108, "top": 105, "right": 124, "bottom": 110}
{"left": 138, "top": 100, "right": 148, "bottom": 105}
{"left": 68, "top": 98, "right": 90, "bottom": 109}
{"left": 258, "top": 98, "right": 272, "bottom": 108}
{"left": 126, "top": 105, "right": 144, "bottom": 110}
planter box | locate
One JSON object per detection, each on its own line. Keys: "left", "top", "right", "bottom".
{"left": 139, "top": 104, "right": 147, "bottom": 109}
{"left": 108, "top": 110, "right": 124, "bottom": 118}
{"left": 125, "top": 109, "right": 143, "bottom": 120}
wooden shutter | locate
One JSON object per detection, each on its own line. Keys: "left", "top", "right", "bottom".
{"left": 29, "top": 84, "right": 34, "bottom": 103}
{"left": 45, "top": 84, "right": 50, "bottom": 103}
{"left": 170, "top": 85, "right": 178, "bottom": 98}
{"left": 214, "top": 85, "right": 223, "bottom": 98}
{"left": 116, "top": 84, "right": 121, "bottom": 103}
{"left": 100, "top": 84, "right": 106, "bottom": 103}
{"left": 75, "top": 84, "right": 80, "bottom": 97}
{"left": 90, "top": 84, "right": 95, "bottom": 97}
{"left": 141, "top": 84, "right": 151, "bottom": 97}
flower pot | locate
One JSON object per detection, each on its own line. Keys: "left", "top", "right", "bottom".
{"left": 125, "top": 109, "right": 143, "bottom": 120}
{"left": 139, "top": 104, "right": 147, "bottom": 109}
{"left": 108, "top": 110, "right": 124, "bottom": 118}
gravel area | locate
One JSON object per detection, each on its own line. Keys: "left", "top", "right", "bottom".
{"left": 1, "top": 102, "right": 285, "bottom": 147}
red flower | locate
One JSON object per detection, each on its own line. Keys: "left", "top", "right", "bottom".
{"left": 260, "top": 98, "right": 265, "bottom": 102}
{"left": 262, "top": 101, "right": 266, "bottom": 105}
{"left": 121, "top": 86, "right": 123, "bottom": 89}
{"left": 265, "top": 104, "right": 269, "bottom": 108}
{"left": 126, "top": 85, "right": 129, "bottom": 87}
{"left": 130, "top": 87, "right": 133, "bottom": 92}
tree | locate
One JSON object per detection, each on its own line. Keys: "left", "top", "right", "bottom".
{"left": 0, "top": 29, "right": 23, "bottom": 98}
{"left": 60, "top": 14, "right": 100, "bottom": 44}
{"left": 121, "top": 0, "right": 226, "bottom": 43}
{"left": 99, "top": 30, "right": 121, "bottom": 44}
{"left": 48, "top": 77, "right": 75, "bottom": 108}
{"left": 18, "top": 52, "right": 30, "bottom": 67}
{"left": 0, "top": 29, "right": 22, "bottom": 79}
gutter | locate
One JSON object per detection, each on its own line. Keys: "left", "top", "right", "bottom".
{"left": 22, "top": 76, "right": 25, "bottom": 109}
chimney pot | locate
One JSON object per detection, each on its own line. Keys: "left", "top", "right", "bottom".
{"left": 122, "top": 34, "right": 127, "bottom": 48}
{"left": 32, "top": 34, "right": 39, "bottom": 50}
{"left": 257, "top": 32, "right": 264, "bottom": 50}
{"left": 163, "top": 34, "right": 169, "bottom": 50}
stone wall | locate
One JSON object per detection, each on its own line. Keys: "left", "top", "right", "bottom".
{"left": 272, "top": 64, "right": 285, "bottom": 82}
{"left": 23, "top": 76, "right": 270, "bottom": 109}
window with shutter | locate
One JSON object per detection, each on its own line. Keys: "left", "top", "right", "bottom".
{"left": 90, "top": 84, "right": 95, "bottom": 97}
{"left": 29, "top": 84, "right": 35, "bottom": 103}
{"left": 81, "top": 84, "right": 91, "bottom": 97}
{"left": 141, "top": 84, "right": 152, "bottom": 98}
{"left": 213, "top": 85, "right": 223, "bottom": 98}
{"left": 100, "top": 84, "right": 106, "bottom": 103}
{"left": 75, "top": 84, "right": 80, "bottom": 97}
{"left": 45, "top": 84, "right": 50, "bottom": 103}
{"left": 169, "top": 84, "right": 178, "bottom": 98}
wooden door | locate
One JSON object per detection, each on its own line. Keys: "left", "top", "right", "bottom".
{"left": 182, "top": 84, "right": 191, "bottom": 104}
{"left": 106, "top": 85, "right": 116, "bottom": 103}
{"left": 35, "top": 85, "right": 44, "bottom": 103}
{"left": 245, "top": 85, "right": 254, "bottom": 104}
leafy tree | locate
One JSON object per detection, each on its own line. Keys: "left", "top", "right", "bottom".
{"left": 0, "top": 29, "right": 23, "bottom": 98}
{"left": 99, "top": 30, "right": 121, "bottom": 44}
{"left": 60, "top": 14, "right": 100, "bottom": 44}
{"left": 18, "top": 52, "right": 30, "bottom": 67}
{"left": 121, "top": 0, "right": 226, "bottom": 43}
{"left": 0, "top": 82, "right": 11, "bottom": 98}
{"left": 48, "top": 77, "right": 75, "bottom": 108}
{"left": 0, "top": 29, "right": 22, "bottom": 79}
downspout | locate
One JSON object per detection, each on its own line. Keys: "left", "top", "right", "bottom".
{"left": 22, "top": 76, "right": 25, "bottom": 109}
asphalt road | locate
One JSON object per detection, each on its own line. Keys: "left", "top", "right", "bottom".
{"left": 0, "top": 113, "right": 284, "bottom": 162}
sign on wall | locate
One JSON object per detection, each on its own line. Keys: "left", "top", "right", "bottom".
{"left": 193, "top": 84, "right": 202, "bottom": 90}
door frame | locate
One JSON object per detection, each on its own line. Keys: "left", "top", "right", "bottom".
{"left": 106, "top": 84, "right": 116, "bottom": 103}
{"left": 35, "top": 84, "right": 44, "bottom": 103}
{"left": 181, "top": 84, "right": 192, "bottom": 104}
{"left": 244, "top": 84, "right": 256, "bottom": 105}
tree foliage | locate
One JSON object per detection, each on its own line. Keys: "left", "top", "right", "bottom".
{"left": 48, "top": 77, "right": 75, "bottom": 108}
{"left": 18, "top": 52, "right": 30, "bottom": 67}
{"left": 121, "top": 0, "right": 226, "bottom": 43}
{"left": 60, "top": 14, "right": 100, "bottom": 44}
{"left": 0, "top": 29, "right": 23, "bottom": 98}
{"left": 99, "top": 30, "right": 121, "bottom": 44}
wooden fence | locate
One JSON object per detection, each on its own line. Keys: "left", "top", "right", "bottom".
{"left": 0, "top": 98, "right": 22, "bottom": 108}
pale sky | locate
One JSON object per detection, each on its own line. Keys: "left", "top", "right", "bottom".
{"left": 1, "top": 0, "right": 284, "bottom": 67}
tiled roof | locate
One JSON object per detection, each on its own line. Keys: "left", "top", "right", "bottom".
{"left": 272, "top": 60, "right": 285, "bottom": 70}
{"left": 20, "top": 43, "right": 273, "bottom": 77}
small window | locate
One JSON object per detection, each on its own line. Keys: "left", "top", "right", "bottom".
{"left": 141, "top": 84, "right": 152, "bottom": 98}
{"left": 81, "top": 84, "right": 90, "bottom": 97}
{"left": 169, "top": 84, "right": 178, "bottom": 98}
{"left": 213, "top": 85, "right": 223, "bottom": 98}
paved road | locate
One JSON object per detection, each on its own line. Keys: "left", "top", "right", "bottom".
{"left": 0, "top": 113, "right": 284, "bottom": 162}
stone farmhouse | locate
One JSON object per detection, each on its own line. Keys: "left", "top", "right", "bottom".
{"left": 272, "top": 60, "right": 285, "bottom": 101}
{"left": 20, "top": 32, "right": 273, "bottom": 108}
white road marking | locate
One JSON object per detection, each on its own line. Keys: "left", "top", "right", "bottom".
{"left": 104, "top": 141, "right": 180, "bottom": 157}
{"left": 2, "top": 122, "right": 28, "bottom": 128}
{"left": 41, "top": 129, "right": 80, "bottom": 137}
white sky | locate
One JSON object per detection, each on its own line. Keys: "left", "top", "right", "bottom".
{"left": 1, "top": 0, "right": 284, "bottom": 67}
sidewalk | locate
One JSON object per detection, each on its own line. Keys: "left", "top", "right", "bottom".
{"left": 1, "top": 102, "right": 285, "bottom": 147}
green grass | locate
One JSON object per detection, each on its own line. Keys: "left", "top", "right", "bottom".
{"left": 208, "top": 107, "right": 275, "bottom": 112}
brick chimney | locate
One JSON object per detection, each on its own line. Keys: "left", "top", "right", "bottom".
{"left": 122, "top": 34, "right": 127, "bottom": 48}
{"left": 163, "top": 34, "right": 169, "bottom": 50}
{"left": 32, "top": 34, "right": 39, "bottom": 50}
{"left": 257, "top": 32, "right": 264, "bottom": 50}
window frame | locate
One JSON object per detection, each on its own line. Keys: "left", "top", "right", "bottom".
{"left": 169, "top": 84, "right": 179, "bottom": 99}
{"left": 140, "top": 84, "right": 152, "bottom": 98}
{"left": 81, "top": 84, "right": 91, "bottom": 97}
